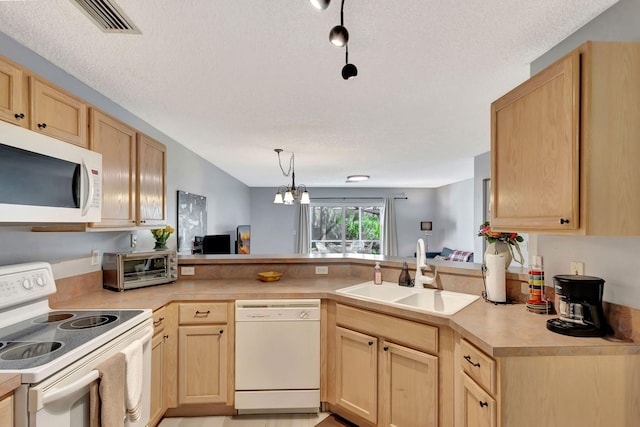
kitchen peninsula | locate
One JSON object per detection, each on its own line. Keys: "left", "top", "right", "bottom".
{"left": 41, "top": 254, "right": 640, "bottom": 427}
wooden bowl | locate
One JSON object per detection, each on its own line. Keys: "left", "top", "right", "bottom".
{"left": 257, "top": 271, "right": 283, "bottom": 282}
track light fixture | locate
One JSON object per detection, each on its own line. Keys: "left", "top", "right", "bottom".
{"left": 310, "top": 0, "right": 357, "bottom": 79}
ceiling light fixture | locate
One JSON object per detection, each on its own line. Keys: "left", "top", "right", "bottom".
{"left": 273, "top": 149, "right": 310, "bottom": 205}
{"left": 346, "top": 174, "right": 369, "bottom": 182}
{"left": 309, "top": 0, "right": 330, "bottom": 11}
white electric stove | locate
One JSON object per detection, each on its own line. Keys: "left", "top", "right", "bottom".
{"left": 0, "top": 262, "right": 152, "bottom": 427}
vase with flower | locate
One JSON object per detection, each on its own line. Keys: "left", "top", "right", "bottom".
{"left": 151, "top": 226, "right": 174, "bottom": 250}
{"left": 477, "top": 221, "right": 524, "bottom": 267}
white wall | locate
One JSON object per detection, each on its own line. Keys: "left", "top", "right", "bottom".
{"left": 528, "top": 0, "right": 640, "bottom": 309}
{"left": 0, "top": 31, "right": 251, "bottom": 265}
{"left": 473, "top": 152, "right": 490, "bottom": 260}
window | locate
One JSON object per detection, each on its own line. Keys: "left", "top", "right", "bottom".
{"left": 309, "top": 203, "right": 382, "bottom": 254}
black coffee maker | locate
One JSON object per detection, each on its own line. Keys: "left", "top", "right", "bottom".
{"left": 546, "top": 275, "right": 608, "bottom": 337}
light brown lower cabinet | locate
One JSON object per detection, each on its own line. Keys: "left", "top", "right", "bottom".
{"left": 0, "top": 392, "right": 13, "bottom": 427}
{"left": 178, "top": 325, "right": 228, "bottom": 404}
{"left": 460, "top": 373, "right": 496, "bottom": 427}
{"left": 455, "top": 336, "right": 640, "bottom": 427}
{"left": 335, "top": 327, "right": 378, "bottom": 423}
{"left": 177, "top": 302, "right": 234, "bottom": 407}
{"left": 330, "top": 303, "right": 445, "bottom": 427}
{"left": 150, "top": 332, "right": 167, "bottom": 425}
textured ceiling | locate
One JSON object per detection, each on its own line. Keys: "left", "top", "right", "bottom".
{"left": 0, "top": 0, "right": 617, "bottom": 188}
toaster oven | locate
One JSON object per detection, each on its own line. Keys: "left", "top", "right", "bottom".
{"left": 102, "top": 250, "right": 178, "bottom": 291}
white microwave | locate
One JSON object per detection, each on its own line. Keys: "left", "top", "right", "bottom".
{"left": 0, "top": 120, "right": 102, "bottom": 223}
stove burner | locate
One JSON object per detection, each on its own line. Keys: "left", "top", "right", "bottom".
{"left": 33, "top": 313, "right": 75, "bottom": 323}
{"left": 59, "top": 315, "right": 118, "bottom": 330}
{"left": 1, "top": 341, "right": 63, "bottom": 360}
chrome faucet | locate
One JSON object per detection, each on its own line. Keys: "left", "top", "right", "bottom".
{"left": 415, "top": 238, "right": 437, "bottom": 287}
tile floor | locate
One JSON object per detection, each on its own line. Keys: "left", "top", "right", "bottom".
{"left": 157, "top": 412, "right": 330, "bottom": 427}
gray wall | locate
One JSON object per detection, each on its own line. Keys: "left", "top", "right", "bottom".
{"left": 250, "top": 185, "right": 475, "bottom": 257}
{"left": 529, "top": 0, "right": 640, "bottom": 309}
{"left": 473, "top": 152, "right": 490, "bottom": 260}
{"left": 0, "top": 31, "right": 251, "bottom": 265}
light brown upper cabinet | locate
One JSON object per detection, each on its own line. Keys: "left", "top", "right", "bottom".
{"left": 89, "top": 109, "right": 137, "bottom": 227}
{"left": 30, "top": 77, "right": 88, "bottom": 147}
{"left": 0, "top": 57, "right": 27, "bottom": 126}
{"left": 491, "top": 41, "right": 640, "bottom": 235}
{"left": 137, "top": 133, "right": 167, "bottom": 226}
{"left": 89, "top": 110, "right": 167, "bottom": 228}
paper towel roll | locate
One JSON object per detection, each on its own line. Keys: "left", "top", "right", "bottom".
{"left": 485, "top": 253, "right": 506, "bottom": 302}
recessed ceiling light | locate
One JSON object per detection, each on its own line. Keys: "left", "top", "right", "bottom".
{"left": 346, "top": 175, "right": 370, "bottom": 182}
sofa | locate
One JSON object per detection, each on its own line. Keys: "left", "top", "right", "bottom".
{"left": 426, "top": 247, "right": 474, "bottom": 263}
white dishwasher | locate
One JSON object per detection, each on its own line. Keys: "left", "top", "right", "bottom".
{"left": 235, "top": 299, "right": 321, "bottom": 414}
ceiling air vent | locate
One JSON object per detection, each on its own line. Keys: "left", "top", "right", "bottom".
{"left": 70, "top": 0, "right": 140, "bottom": 34}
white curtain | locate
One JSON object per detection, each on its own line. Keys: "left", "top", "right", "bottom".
{"left": 382, "top": 197, "right": 398, "bottom": 256}
{"left": 295, "top": 203, "right": 310, "bottom": 254}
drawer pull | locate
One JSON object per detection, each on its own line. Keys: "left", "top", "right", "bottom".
{"left": 153, "top": 317, "right": 165, "bottom": 326}
{"left": 464, "top": 355, "right": 481, "bottom": 367}
{"left": 163, "top": 334, "right": 169, "bottom": 339}
{"left": 195, "top": 310, "right": 211, "bottom": 316}
{"left": 368, "top": 341, "right": 374, "bottom": 346}
{"left": 383, "top": 346, "right": 389, "bottom": 351}
{"left": 37, "top": 122, "right": 47, "bottom": 129}
{"left": 14, "top": 113, "right": 25, "bottom": 120}
{"left": 479, "top": 401, "right": 488, "bottom": 408}
{"left": 559, "top": 218, "right": 570, "bottom": 224}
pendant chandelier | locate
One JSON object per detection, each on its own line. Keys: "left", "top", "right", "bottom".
{"left": 273, "top": 149, "right": 310, "bottom": 205}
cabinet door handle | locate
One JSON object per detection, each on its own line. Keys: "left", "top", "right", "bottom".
{"left": 368, "top": 341, "right": 374, "bottom": 346}
{"left": 163, "top": 334, "right": 169, "bottom": 340}
{"left": 479, "top": 401, "right": 488, "bottom": 408}
{"left": 559, "top": 218, "right": 570, "bottom": 224}
{"left": 153, "top": 317, "right": 165, "bottom": 326}
{"left": 464, "top": 355, "right": 481, "bottom": 367}
{"left": 14, "top": 113, "right": 25, "bottom": 120}
{"left": 195, "top": 310, "right": 210, "bottom": 316}
{"left": 383, "top": 346, "right": 389, "bottom": 351}
{"left": 219, "top": 329, "right": 224, "bottom": 334}
{"left": 37, "top": 122, "right": 47, "bottom": 129}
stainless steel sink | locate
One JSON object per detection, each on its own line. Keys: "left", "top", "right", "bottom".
{"left": 335, "top": 282, "right": 479, "bottom": 315}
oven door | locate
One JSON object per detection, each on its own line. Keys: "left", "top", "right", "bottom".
{"left": 16, "top": 319, "right": 152, "bottom": 427}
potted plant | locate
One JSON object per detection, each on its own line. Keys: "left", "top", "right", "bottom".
{"left": 477, "top": 221, "right": 524, "bottom": 266}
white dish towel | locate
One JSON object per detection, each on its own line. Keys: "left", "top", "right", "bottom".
{"left": 120, "top": 339, "right": 143, "bottom": 421}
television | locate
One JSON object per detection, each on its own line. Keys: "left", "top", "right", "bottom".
{"left": 202, "top": 235, "right": 231, "bottom": 254}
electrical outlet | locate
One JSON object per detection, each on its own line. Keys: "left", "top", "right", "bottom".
{"left": 91, "top": 250, "right": 100, "bottom": 266}
{"left": 570, "top": 261, "right": 584, "bottom": 275}
{"left": 315, "top": 266, "right": 329, "bottom": 275}
{"left": 181, "top": 266, "right": 195, "bottom": 276}
{"left": 130, "top": 233, "right": 137, "bottom": 248}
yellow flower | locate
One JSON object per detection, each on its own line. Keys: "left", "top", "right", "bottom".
{"left": 165, "top": 225, "right": 175, "bottom": 234}
{"left": 154, "top": 229, "right": 163, "bottom": 237}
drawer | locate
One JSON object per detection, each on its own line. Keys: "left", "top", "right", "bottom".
{"left": 460, "top": 339, "right": 496, "bottom": 394}
{"left": 152, "top": 306, "right": 166, "bottom": 336}
{"left": 179, "top": 302, "right": 228, "bottom": 325}
{"left": 462, "top": 372, "right": 497, "bottom": 427}
{"left": 336, "top": 303, "right": 438, "bottom": 354}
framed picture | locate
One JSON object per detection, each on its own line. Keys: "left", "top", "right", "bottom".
{"left": 177, "top": 190, "right": 207, "bottom": 253}
{"left": 237, "top": 225, "right": 250, "bottom": 254}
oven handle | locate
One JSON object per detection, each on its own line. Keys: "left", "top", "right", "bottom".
{"left": 41, "top": 369, "right": 100, "bottom": 406}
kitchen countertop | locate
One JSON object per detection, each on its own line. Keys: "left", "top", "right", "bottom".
{"left": 0, "top": 373, "right": 20, "bottom": 397}
{"left": 52, "top": 276, "right": 640, "bottom": 358}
